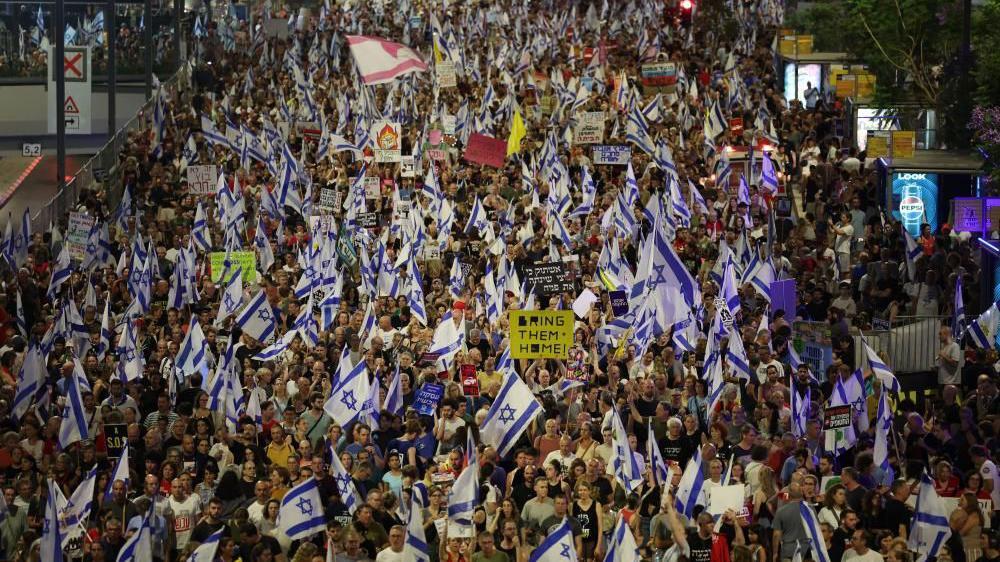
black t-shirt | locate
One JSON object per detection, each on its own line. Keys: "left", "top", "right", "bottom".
{"left": 880, "top": 498, "right": 911, "bottom": 534}
{"left": 191, "top": 520, "right": 230, "bottom": 543}
{"left": 661, "top": 436, "right": 690, "bottom": 466}
{"left": 685, "top": 529, "right": 714, "bottom": 562}
{"left": 830, "top": 528, "right": 852, "bottom": 562}
{"left": 845, "top": 485, "right": 867, "bottom": 513}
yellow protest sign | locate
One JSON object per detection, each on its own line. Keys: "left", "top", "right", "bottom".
{"left": 892, "top": 131, "right": 915, "bottom": 159}
{"left": 210, "top": 251, "right": 258, "bottom": 283}
{"left": 866, "top": 133, "right": 890, "bottom": 159}
{"left": 509, "top": 310, "right": 574, "bottom": 359}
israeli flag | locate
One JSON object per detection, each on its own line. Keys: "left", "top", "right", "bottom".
{"left": 479, "top": 372, "right": 542, "bottom": 457}
{"left": 383, "top": 365, "right": 404, "bottom": 416}
{"left": 908, "top": 473, "right": 953, "bottom": 562}
{"left": 323, "top": 358, "right": 370, "bottom": 428}
{"left": 674, "top": 445, "right": 706, "bottom": 518}
{"left": 603, "top": 515, "right": 641, "bottom": 562}
{"left": 58, "top": 369, "right": 90, "bottom": 449}
{"left": 176, "top": 316, "right": 209, "bottom": 375}
{"left": 278, "top": 476, "right": 326, "bottom": 540}
{"left": 608, "top": 408, "right": 643, "bottom": 493}
{"left": 329, "top": 445, "right": 363, "bottom": 514}
{"left": 41, "top": 480, "right": 63, "bottom": 562}
{"left": 234, "top": 289, "right": 276, "bottom": 343}
{"left": 528, "top": 518, "right": 578, "bottom": 562}
{"left": 215, "top": 267, "right": 243, "bottom": 325}
{"left": 61, "top": 468, "right": 97, "bottom": 547}
{"left": 404, "top": 498, "right": 430, "bottom": 562}
{"left": 185, "top": 527, "right": 222, "bottom": 562}
{"left": 799, "top": 502, "right": 833, "bottom": 562}
{"left": 47, "top": 246, "right": 72, "bottom": 299}
{"left": 447, "top": 461, "right": 479, "bottom": 533}
{"left": 103, "top": 446, "right": 130, "bottom": 501}
{"left": 11, "top": 343, "right": 43, "bottom": 422}
{"left": 862, "top": 337, "right": 900, "bottom": 393}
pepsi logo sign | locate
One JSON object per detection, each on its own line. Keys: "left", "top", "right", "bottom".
{"left": 899, "top": 195, "right": 924, "bottom": 220}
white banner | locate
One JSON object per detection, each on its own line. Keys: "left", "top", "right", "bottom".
{"left": 592, "top": 145, "right": 631, "bottom": 165}
{"left": 187, "top": 165, "right": 218, "bottom": 194}
{"left": 573, "top": 111, "right": 606, "bottom": 144}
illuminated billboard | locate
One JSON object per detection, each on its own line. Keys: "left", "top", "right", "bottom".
{"left": 891, "top": 172, "right": 938, "bottom": 237}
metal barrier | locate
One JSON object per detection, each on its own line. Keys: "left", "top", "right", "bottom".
{"left": 31, "top": 62, "right": 190, "bottom": 232}
{"left": 859, "top": 315, "right": 950, "bottom": 373}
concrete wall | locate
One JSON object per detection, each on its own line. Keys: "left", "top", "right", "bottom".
{"left": 0, "top": 84, "right": 148, "bottom": 136}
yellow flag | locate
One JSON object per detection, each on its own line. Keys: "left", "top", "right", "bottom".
{"left": 507, "top": 109, "right": 527, "bottom": 156}
{"left": 433, "top": 34, "right": 443, "bottom": 64}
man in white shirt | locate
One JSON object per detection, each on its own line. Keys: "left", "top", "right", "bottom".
{"left": 937, "top": 326, "right": 963, "bottom": 386}
{"left": 972, "top": 446, "right": 1000, "bottom": 508}
{"left": 754, "top": 348, "right": 785, "bottom": 384}
{"left": 246, "top": 480, "right": 272, "bottom": 528}
{"left": 829, "top": 212, "right": 855, "bottom": 276}
{"left": 843, "top": 529, "right": 884, "bottom": 562}
{"left": 374, "top": 525, "right": 405, "bottom": 562}
{"left": 804, "top": 82, "right": 820, "bottom": 109}
{"left": 167, "top": 478, "right": 201, "bottom": 553}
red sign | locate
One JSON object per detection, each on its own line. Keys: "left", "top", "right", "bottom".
{"left": 460, "top": 365, "right": 480, "bottom": 397}
{"left": 64, "top": 96, "right": 80, "bottom": 114}
{"left": 463, "top": 133, "right": 506, "bottom": 168}
{"left": 729, "top": 118, "right": 744, "bottom": 137}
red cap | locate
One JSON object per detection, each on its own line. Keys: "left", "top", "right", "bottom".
{"left": 453, "top": 300, "right": 466, "bottom": 311}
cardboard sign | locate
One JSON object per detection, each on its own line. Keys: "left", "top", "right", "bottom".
{"left": 319, "top": 188, "right": 338, "bottom": 209}
{"left": 460, "top": 365, "right": 480, "bottom": 396}
{"left": 509, "top": 310, "right": 574, "bottom": 359}
{"left": 437, "top": 61, "right": 457, "bottom": 88}
{"left": 464, "top": 133, "right": 506, "bottom": 168}
{"left": 707, "top": 484, "right": 746, "bottom": 515}
{"left": 423, "top": 245, "right": 441, "bottom": 260}
{"left": 371, "top": 120, "right": 402, "bottom": 162}
{"left": 209, "top": 251, "right": 258, "bottom": 283}
{"left": 592, "top": 145, "right": 631, "bottom": 165}
{"left": 573, "top": 111, "right": 606, "bottom": 144}
{"left": 640, "top": 62, "right": 677, "bottom": 92}
{"left": 524, "top": 262, "right": 575, "bottom": 295}
{"left": 66, "top": 212, "right": 96, "bottom": 262}
{"left": 187, "top": 165, "right": 218, "bottom": 195}
{"left": 336, "top": 226, "right": 358, "bottom": 268}
{"left": 363, "top": 176, "right": 381, "bottom": 199}
{"left": 610, "top": 290, "right": 629, "bottom": 316}
{"left": 401, "top": 156, "right": 416, "bottom": 178}
{"left": 823, "top": 405, "right": 853, "bottom": 430}
{"left": 413, "top": 383, "right": 444, "bottom": 415}
{"left": 357, "top": 212, "right": 379, "bottom": 228}
{"left": 105, "top": 423, "right": 128, "bottom": 459}
{"left": 866, "top": 132, "right": 890, "bottom": 159}
{"left": 442, "top": 115, "right": 457, "bottom": 136}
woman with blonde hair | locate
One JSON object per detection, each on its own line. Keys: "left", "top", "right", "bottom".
{"left": 752, "top": 466, "right": 777, "bottom": 526}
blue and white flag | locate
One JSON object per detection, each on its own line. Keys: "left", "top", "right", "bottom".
{"left": 791, "top": 377, "right": 810, "bottom": 438}
{"left": 192, "top": 201, "right": 211, "bottom": 251}
{"left": 969, "top": 302, "right": 1000, "bottom": 349}
{"left": 447, "top": 461, "right": 479, "bottom": 533}
{"left": 216, "top": 266, "right": 243, "bottom": 325}
{"left": 674, "top": 445, "right": 706, "bottom": 518}
{"left": 47, "top": 246, "right": 72, "bottom": 299}
{"left": 952, "top": 275, "right": 965, "bottom": 341}
{"left": 329, "top": 445, "right": 363, "bottom": 514}
{"left": 760, "top": 150, "right": 779, "bottom": 194}
{"left": 383, "top": 364, "right": 404, "bottom": 416}
{"left": 825, "top": 377, "right": 857, "bottom": 455}
{"left": 103, "top": 445, "right": 130, "bottom": 501}
{"left": 528, "top": 518, "right": 578, "bottom": 562}
{"left": 58, "top": 369, "right": 90, "bottom": 449}
{"left": 14, "top": 290, "right": 27, "bottom": 337}
{"left": 603, "top": 515, "right": 641, "bottom": 562}
{"left": 427, "top": 311, "right": 465, "bottom": 369}
{"left": 609, "top": 408, "right": 642, "bottom": 493}
{"left": 116, "top": 500, "right": 153, "bottom": 562}
{"left": 799, "top": 502, "right": 832, "bottom": 562}
{"left": 903, "top": 228, "right": 922, "bottom": 280}
{"left": 234, "top": 289, "right": 276, "bottom": 343}
{"left": 185, "top": 527, "right": 222, "bottom": 562}
{"left": 323, "top": 358, "right": 370, "bottom": 428}
{"left": 647, "top": 421, "right": 670, "bottom": 488}
{"left": 873, "top": 389, "right": 894, "bottom": 486}
{"left": 465, "top": 195, "right": 489, "bottom": 236}
{"left": 14, "top": 208, "right": 31, "bottom": 267}
{"left": 480, "top": 372, "right": 542, "bottom": 457}
{"left": 908, "top": 473, "right": 953, "bottom": 562}
{"left": 61, "top": 467, "right": 97, "bottom": 547}
{"left": 11, "top": 343, "right": 43, "bottom": 422}
{"left": 862, "top": 337, "right": 900, "bottom": 393}
{"left": 278, "top": 477, "right": 326, "bottom": 540}
{"left": 41, "top": 480, "right": 64, "bottom": 562}
{"left": 404, "top": 498, "right": 430, "bottom": 562}
{"left": 176, "top": 316, "right": 209, "bottom": 375}
{"left": 449, "top": 256, "right": 464, "bottom": 299}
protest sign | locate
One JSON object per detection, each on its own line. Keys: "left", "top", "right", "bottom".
{"left": 524, "top": 262, "right": 575, "bottom": 295}
{"left": 371, "top": 120, "right": 402, "bottom": 162}
{"left": 363, "top": 177, "right": 381, "bottom": 199}
{"left": 707, "top": 484, "right": 746, "bottom": 515}
{"left": 437, "top": 61, "right": 457, "bottom": 88}
{"left": 105, "top": 423, "right": 128, "bottom": 459}
{"left": 66, "top": 212, "right": 96, "bottom": 261}
{"left": 464, "top": 133, "right": 506, "bottom": 168}
{"left": 413, "top": 383, "right": 444, "bottom": 415}
{"left": 209, "top": 251, "right": 258, "bottom": 283}
{"left": 610, "top": 290, "right": 629, "bottom": 316}
{"left": 401, "top": 155, "right": 416, "bottom": 177}
{"left": 592, "top": 145, "right": 631, "bottom": 165}
{"left": 573, "top": 111, "right": 606, "bottom": 144}
{"left": 509, "top": 310, "right": 574, "bottom": 359}
{"left": 640, "top": 62, "right": 677, "bottom": 92}
{"left": 319, "top": 187, "right": 338, "bottom": 209}
{"left": 187, "top": 164, "right": 217, "bottom": 194}
{"left": 823, "top": 405, "right": 853, "bottom": 430}
{"left": 442, "top": 115, "right": 456, "bottom": 135}
{"left": 357, "top": 212, "right": 379, "bottom": 228}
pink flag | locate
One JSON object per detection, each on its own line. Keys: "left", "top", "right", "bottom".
{"left": 346, "top": 35, "right": 429, "bottom": 85}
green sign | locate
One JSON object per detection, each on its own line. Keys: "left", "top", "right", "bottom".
{"left": 336, "top": 227, "right": 358, "bottom": 268}
{"left": 210, "top": 251, "right": 258, "bottom": 283}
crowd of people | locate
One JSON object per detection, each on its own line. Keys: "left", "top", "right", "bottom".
{"left": 0, "top": 0, "right": 997, "bottom": 562}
